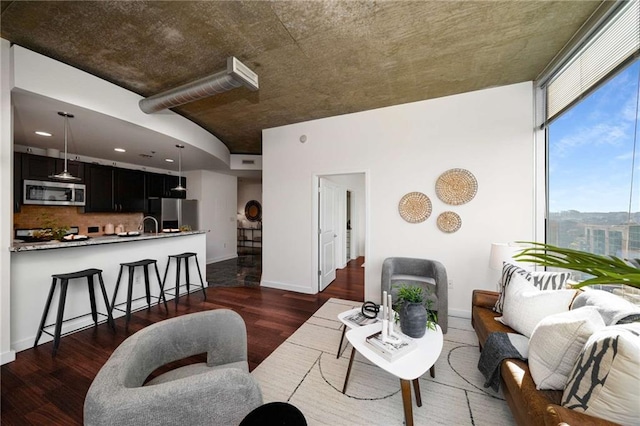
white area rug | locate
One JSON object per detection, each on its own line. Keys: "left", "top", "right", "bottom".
{"left": 251, "top": 298, "right": 516, "bottom": 425}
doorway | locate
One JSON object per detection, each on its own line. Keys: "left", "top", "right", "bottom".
{"left": 317, "top": 173, "right": 366, "bottom": 293}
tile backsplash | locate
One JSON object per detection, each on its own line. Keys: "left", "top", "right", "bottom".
{"left": 14, "top": 206, "right": 143, "bottom": 236}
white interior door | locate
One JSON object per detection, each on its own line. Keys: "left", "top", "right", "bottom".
{"left": 335, "top": 186, "right": 347, "bottom": 269}
{"left": 319, "top": 178, "right": 337, "bottom": 291}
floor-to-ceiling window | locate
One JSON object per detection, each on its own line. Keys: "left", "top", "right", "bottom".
{"left": 545, "top": 0, "right": 639, "bottom": 255}
{"left": 542, "top": 1, "right": 639, "bottom": 298}
{"left": 547, "top": 59, "right": 640, "bottom": 261}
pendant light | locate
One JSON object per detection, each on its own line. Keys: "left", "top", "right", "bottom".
{"left": 172, "top": 144, "right": 186, "bottom": 191}
{"left": 49, "top": 111, "right": 80, "bottom": 181}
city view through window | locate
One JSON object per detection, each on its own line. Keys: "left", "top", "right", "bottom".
{"left": 547, "top": 59, "right": 640, "bottom": 264}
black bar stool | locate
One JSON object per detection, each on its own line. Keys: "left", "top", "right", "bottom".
{"left": 34, "top": 268, "right": 115, "bottom": 356}
{"left": 161, "top": 252, "right": 207, "bottom": 306}
{"left": 110, "top": 259, "right": 168, "bottom": 328}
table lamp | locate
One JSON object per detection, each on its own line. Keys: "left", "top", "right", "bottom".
{"left": 489, "top": 243, "right": 520, "bottom": 290}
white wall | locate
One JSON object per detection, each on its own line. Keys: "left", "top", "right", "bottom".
{"left": 1, "top": 39, "right": 16, "bottom": 364}
{"left": 185, "top": 170, "right": 238, "bottom": 263}
{"left": 262, "top": 82, "right": 536, "bottom": 315}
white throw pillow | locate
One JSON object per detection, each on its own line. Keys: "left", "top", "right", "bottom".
{"left": 529, "top": 307, "right": 605, "bottom": 390}
{"left": 499, "top": 273, "right": 577, "bottom": 338}
{"left": 562, "top": 323, "right": 640, "bottom": 426}
{"left": 494, "top": 263, "right": 571, "bottom": 313}
{"left": 571, "top": 289, "right": 640, "bottom": 325}
{"left": 494, "top": 263, "right": 531, "bottom": 313}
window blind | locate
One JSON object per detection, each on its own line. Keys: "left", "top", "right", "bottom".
{"left": 547, "top": 0, "right": 640, "bottom": 120}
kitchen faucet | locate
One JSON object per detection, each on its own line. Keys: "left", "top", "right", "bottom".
{"left": 140, "top": 216, "right": 159, "bottom": 235}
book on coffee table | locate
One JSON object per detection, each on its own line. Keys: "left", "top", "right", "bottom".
{"left": 343, "top": 311, "right": 379, "bottom": 327}
{"left": 365, "top": 330, "right": 417, "bottom": 362}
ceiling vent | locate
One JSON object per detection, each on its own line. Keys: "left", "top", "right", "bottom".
{"left": 242, "top": 159, "right": 256, "bottom": 165}
{"left": 139, "top": 57, "right": 259, "bottom": 114}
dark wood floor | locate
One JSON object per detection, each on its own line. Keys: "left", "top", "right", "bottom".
{"left": 1, "top": 257, "right": 365, "bottom": 425}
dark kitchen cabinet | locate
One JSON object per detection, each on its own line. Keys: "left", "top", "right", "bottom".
{"left": 115, "top": 168, "right": 145, "bottom": 212}
{"left": 54, "top": 158, "right": 85, "bottom": 182}
{"left": 21, "top": 154, "right": 55, "bottom": 180}
{"left": 145, "top": 172, "right": 166, "bottom": 198}
{"left": 145, "top": 172, "right": 186, "bottom": 199}
{"left": 20, "top": 153, "right": 84, "bottom": 182}
{"left": 85, "top": 164, "right": 114, "bottom": 212}
{"left": 14, "top": 152, "right": 22, "bottom": 212}
{"left": 86, "top": 164, "right": 145, "bottom": 212}
{"left": 164, "top": 175, "right": 187, "bottom": 199}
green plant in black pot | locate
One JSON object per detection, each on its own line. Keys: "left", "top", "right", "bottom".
{"left": 394, "top": 284, "right": 438, "bottom": 338}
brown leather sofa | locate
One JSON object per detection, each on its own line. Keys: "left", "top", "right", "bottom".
{"left": 471, "top": 289, "right": 619, "bottom": 426}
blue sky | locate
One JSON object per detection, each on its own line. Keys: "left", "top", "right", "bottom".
{"left": 549, "top": 59, "right": 640, "bottom": 213}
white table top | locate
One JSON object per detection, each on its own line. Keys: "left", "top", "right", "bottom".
{"left": 338, "top": 307, "right": 381, "bottom": 329}
{"left": 346, "top": 322, "right": 443, "bottom": 381}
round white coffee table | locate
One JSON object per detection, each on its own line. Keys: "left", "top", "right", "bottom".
{"left": 344, "top": 322, "right": 443, "bottom": 426}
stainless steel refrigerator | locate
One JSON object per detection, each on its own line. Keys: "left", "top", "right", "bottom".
{"left": 146, "top": 198, "right": 199, "bottom": 231}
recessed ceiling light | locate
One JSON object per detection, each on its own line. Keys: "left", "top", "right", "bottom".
{"left": 35, "top": 131, "right": 52, "bottom": 137}
{"left": 165, "top": 158, "right": 174, "bottom": 163}
{"left": 114, "top": 148, "right": 126, "bottom": 153}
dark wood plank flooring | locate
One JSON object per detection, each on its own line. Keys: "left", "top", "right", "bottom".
{"left": 1, "top": 257, "right": 364, "bottom": 425}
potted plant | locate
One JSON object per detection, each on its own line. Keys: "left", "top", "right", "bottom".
{"left": 34, "top": 213, "right": 69, "bottom": 241}
{"left": 394, "top": 284, "right": 438, "bottom": 338}
{"left": 514, "top": 241, "right": 640, "bottom": 289}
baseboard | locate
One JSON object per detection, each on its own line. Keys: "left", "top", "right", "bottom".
{"left": 1, "top": 349, "right": 16, "bottom": 365}
{"left": 449, "top": 308, "right": 471, "bottom": 319}
{"left": 261, "top": 280, "right": 316, "bottom": 294}
{"left": 207, "top": 254, "right": 238, "bottom": 264}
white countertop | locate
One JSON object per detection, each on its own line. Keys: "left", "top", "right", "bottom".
{"left": 10, "top": 230, "right": 207, "bottom": 252}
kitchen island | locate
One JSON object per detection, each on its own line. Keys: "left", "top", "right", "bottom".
{"left": 10, "top": 230, "right": 207, "bottom": 353}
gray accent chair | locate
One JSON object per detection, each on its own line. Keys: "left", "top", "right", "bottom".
{"left": 84, "top": 309, "right": 263, "bottom": 426}
{"left": 381, "top": 257, "right": 448, "bottom": 333}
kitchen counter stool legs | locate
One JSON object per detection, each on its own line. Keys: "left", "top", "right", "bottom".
{"left": 161, "top": 252, "right": 207, "bottom": 306}
{"left": 34, "top": 268, "right": 115, "bottom": 356}
{"left": 110, "top": 259, "right": 168, "bottom": 328}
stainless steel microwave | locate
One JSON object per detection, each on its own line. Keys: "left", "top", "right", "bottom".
{"left": 23, "top": 179, "right": 86, "bottom": 206}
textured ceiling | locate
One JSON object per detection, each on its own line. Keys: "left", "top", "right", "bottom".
{"left": 1, "top": 1, "right": 604, "bottom": 155}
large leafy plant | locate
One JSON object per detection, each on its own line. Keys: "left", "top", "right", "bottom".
{"left": 514, "top": 242, "right": 640, "bottom": 289}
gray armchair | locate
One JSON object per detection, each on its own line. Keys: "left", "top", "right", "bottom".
{"left": 381, "top": 257, "right": 448, "bottom": 333}
{"left": 84, "top": 309, "right": 263, "bottom": 426}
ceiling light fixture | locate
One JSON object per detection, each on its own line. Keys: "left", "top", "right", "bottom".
{"left": 139, "top": 57, "right": 259, "bottom": 114}
{"left": 114, "top": 148, "right": 126, "bottom": 152}
{"left": 172, "top": 144, "right": 186, "bottom": 192}
{"left": 35, "top": 131, "right": 52, "bottom": 137}
{"left": 165, "top": 158, "right": 174, "bottom": 163}
{"left": 49, "top": 112, "right": 80, "bottom": 181}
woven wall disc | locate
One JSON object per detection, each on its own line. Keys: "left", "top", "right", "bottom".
{"left": 437, "top": 211, "right": 462, "bottom": 233}
{"left": 435, "top": 168, "right": 478, "bottom": 205}
{"left": 398, "top": 192, "right": 432, "bottom": 223}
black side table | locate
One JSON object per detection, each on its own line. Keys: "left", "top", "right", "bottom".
{"left": 240, "top": 402, "right": 307, "bottom": 426}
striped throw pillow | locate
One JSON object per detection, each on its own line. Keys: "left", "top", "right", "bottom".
{"left": 494, "top": 263, "right": 572, "bottom": 313}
